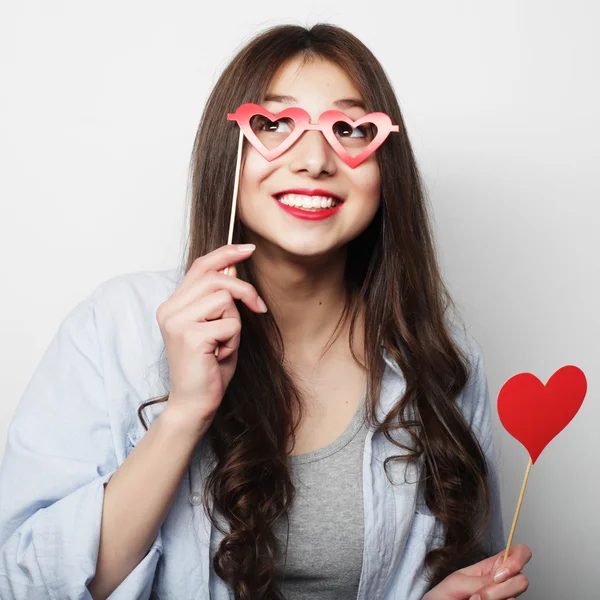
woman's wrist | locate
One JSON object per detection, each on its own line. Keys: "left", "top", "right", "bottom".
{"left": 159, "top": 400, "right": 214, "bottom": 441}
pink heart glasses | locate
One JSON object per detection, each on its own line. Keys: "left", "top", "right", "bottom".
{"left": 227, "top": 103, "right": 400, "bottom": 168}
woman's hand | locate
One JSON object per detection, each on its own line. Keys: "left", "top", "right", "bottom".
{"left": 422, "top": 544, "right": 532, "bottom": 600}
{"left": 156, "top": 244, "right": 267, "bottom": 431}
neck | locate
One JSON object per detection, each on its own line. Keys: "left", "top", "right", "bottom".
{"left": 247, "top": 239, "right": 351, "bottom": 361}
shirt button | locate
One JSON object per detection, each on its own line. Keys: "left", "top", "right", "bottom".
{"left": 189, "top": 491, "right": 202, "bottom": 506}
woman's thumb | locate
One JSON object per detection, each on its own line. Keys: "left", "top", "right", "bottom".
{"left": 224, "top": 265, "right": 237, "bottom": 278}
{"left": 487, "top": 553, "right": 505, "bottom": 580}
{"left": 447, "top": 572, "right": 490, "bottom": 599}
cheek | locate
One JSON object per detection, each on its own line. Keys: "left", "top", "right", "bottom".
{"left": 352, "top": 162, "right": 381, "bottom": 204}
{"left": 239, "top": 150, "right": 265, "bottom": 191}
{"left": 238, "top": 149, "right": 273, "bottom": 217}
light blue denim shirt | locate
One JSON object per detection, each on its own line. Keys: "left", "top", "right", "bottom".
{"left": 0, "top": 268, "right": 505, "bottom": 600}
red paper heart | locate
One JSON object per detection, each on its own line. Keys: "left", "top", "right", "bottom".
{"left": 497, "top": 366, "right": 587, "bottom": 463}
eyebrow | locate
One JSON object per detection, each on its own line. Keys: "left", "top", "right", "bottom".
{"left": 263, "top": 93, "right": 367, "bottom": 111}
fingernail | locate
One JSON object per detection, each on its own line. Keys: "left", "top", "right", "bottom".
{"left": 469, "top": 595, "right": 481, "bottom": 600}
{"left": 494, "top": 567, "right": 510, "bottom": 583}
{"left": 257, "top": 296, "right": 268, "bottom": 313}
{"left": 237, "top": 244, "right": 256, "bottom": 252}
{"left": 492, "top": 555, "right": 503, "bottom": 573}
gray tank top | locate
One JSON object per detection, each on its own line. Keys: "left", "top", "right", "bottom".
{"left": 273, "top": 387, "right": 368, "bottom": 599}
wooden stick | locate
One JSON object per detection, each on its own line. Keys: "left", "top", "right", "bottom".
{"left": 225, "top": 128, "right": 245, "bottom": 251}
{"left": 215, "top": 128, "right": 245, "bottom": 358}
{"left": 504, "top": 458, "right": 532, "bottom": 560}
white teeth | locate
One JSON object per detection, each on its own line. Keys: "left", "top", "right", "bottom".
{"left": 276, "top": 193, "right": 340, "bottom": 210}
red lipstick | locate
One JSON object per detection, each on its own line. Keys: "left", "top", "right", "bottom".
{"left": 272, "top": 188, "right": 344, "bottom": 221}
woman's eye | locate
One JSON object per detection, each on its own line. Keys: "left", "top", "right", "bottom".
{"left": 254, "top": 116, "right": 293, "bottom": 133}
{"left": 333, "top": 122, "right": 372, "bottom": 139}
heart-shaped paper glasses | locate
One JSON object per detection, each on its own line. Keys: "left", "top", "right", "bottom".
{"left": 227, "top": 103, "right": 400, "bottom": 169}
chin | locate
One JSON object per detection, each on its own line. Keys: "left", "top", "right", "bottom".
{"left": 251, "top": 230, "right": 345, "bottom": 259}
{"left": 279, "top": 239, "right": 339, "bottom": 258}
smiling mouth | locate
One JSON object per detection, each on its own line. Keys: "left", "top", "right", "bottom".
{"left": 274, "top": 193, "right": 342, "bottom": 212}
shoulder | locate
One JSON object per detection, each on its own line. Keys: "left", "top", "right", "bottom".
{"left": 90, "top": 266, "right": 182, "bottom": 318}
{"left": 79, "top": 267, "right": 186, "bottom": 445}
{"left": 49, "top": 267, "right": 181, "bottom": 358}
{"left": 85, "top": 267, "right": 182, "bottom": 423}
{"left": 88, "top": 264, "right": 182, "bottom": 353}
{"left": 380, "top": 319, "right": 487, "bottom": 424}
{"left": 446, "top": 319, "right": 493, "bottom": 450}
{"left": 85, "top": 266, "right": 181, "bottom": 346}
{"left": 446, "top": 317, "right": 484, "bottom": 370}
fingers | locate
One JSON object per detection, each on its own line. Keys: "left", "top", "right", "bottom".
{"left": 458, "top": 551, "right": 504, "bottom": 578}
{"left": 193, "top": 318, "right": 242, "bottom": 356}
{"left": 186, "top": 244, "right": 255, "bottom": 285}
{"left": 492, "top": 545, "right": 532, "bottom": 583}
{"left": 475, "top": 572, "right": 529, "bottom": 599}
{"left": 507, "top": 543, "right": 533, "bottom": 569}
{"left": 159, "top": 289, "right": 244, "bottom": 359}
{"left": 471, "top": 544, "right": 531, "bottom": 600}
{"left": 224, "top": 264, "right": 237, "bottom": 278}
{"left": 180, "top": 289, "right": 240, "bottom": 321}
{"left": 161, "top": 271, "right": 267, "bottom": 320}
{"left": 489, "top": 554, "right": 504, "bottom": 577}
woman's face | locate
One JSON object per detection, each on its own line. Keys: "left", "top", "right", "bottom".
{"left": 237, "top": 55, "right": 381, "bottom": 258}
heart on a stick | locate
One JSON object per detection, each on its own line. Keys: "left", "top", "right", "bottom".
{"left": 497, "top": 366, "right": 587, "bottom": 463}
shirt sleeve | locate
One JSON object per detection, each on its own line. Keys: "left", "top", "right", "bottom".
{"left": 0, "top": 291, "right": 163, "bottom": 599}
{"left": 458, "top": 333, "right": 507, "bottom": 556}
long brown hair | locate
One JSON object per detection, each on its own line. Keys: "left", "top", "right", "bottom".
{"left": 138, "top": 23, "right": 491, "bottom": 599}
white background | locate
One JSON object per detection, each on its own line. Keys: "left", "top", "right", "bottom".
{"left": 1, "top": 1, "right": 598, "bottom": 598}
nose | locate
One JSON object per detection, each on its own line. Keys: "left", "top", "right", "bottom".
{"left": 287, "top": 129, "right": 337, "bottom": 178}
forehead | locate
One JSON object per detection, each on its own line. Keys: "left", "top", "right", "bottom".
{"left": 264, "top": 55, "right": 365, "bottom": 113}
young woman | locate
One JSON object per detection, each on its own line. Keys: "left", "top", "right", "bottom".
{"left": 0, "top": 23, "right": 531, "bottom": 600}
